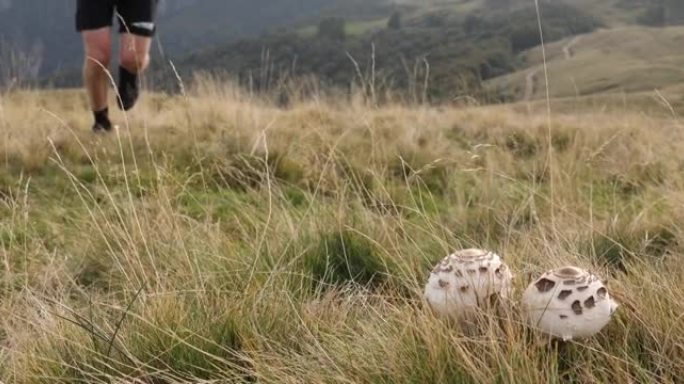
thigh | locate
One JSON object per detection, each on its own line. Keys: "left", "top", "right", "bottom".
{"left": 76, "top": 0, "right": 115, "bottom": 32}
{"left": 116, "top": 0, "right": 158, "bottom": 37}
{"left": 82, "top": 27, "right": 113, "bottom": 63}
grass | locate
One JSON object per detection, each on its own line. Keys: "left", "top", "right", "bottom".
{"left": 0, "top": 81, "right": 683, "bottom": 383}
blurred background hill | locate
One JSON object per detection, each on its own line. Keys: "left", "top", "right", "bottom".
{"left": 2, "top": 0, "right": 684, "bottom": 102}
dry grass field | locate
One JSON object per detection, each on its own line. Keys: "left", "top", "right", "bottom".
{"left": 0, "top": 78, "right": 683, "bottom": 383}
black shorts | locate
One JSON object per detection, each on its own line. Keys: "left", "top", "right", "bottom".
{"left": 76, "top": 0, "right": 158, "bottom": 37}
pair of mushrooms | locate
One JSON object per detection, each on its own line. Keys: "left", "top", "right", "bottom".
{"left": 424, "top": 249, "right": 619, "bottom": 341}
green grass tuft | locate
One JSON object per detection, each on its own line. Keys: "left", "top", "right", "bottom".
{"left": 304, "top": 230, "right": 388, "bottom": 289}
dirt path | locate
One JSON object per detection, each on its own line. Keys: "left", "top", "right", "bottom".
{"left": 562, "top": 35, "right": 583, "bottom": 60}
{"left": 523, "top": 67, "right": 541, "bottom": 102}
{"left": 523, "top": 35, "right": 583, "bottom": 101}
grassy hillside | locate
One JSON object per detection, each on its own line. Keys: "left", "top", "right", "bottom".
{"left": 176, "top": 2, "right": 601, "bottom": 102}
{"left": 485, "top": 26, "right": 684, "bottom": 101}
{"left": 0, "top": 83, "right": 683, "bottom": 382}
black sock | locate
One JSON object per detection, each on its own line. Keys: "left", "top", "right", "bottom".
{"left": 94, "top": 107, "right": 109, "bottom": 124}
{"left": 93, "top": 107, "right": 112, "bottom": 130}
{"left": 118, "top": 66, "right": 140, "bottom": 111}
{"left": 119, "top": 66, "right": 138, "bottom": 85}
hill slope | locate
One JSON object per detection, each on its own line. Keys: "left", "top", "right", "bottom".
{"left": 0, "top": 0, "right": 666, "bottom": 84}
{"left": 485, "top": 26, "right": 684, "bottom": 100}
{"left": 175, "top": 1, "right": 602, "bottom": 101}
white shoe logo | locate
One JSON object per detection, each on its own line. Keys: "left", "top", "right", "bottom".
{"left": 131, "top": 22, "right": 155, "bottom": 31}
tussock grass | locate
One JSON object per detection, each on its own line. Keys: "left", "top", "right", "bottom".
{"left": 0, "top": 83, "right": 683, "bottom": 383}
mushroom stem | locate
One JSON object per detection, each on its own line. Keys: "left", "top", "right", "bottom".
{"left": 551, "top": 338, "right": 571, "bottom": 379}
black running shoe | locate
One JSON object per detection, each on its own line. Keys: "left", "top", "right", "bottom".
{"left": 117, "top": 66, "right": 140, "bottom": 111}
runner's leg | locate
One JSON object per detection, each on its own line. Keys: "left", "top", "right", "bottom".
{"left": 115, "top": 0, "right": 157, "bottom": 111}
{"left": 82, "top": 28, "right": 112, "bottom": 113}
{"left": 77, "top": 0, "right": 115, "bottom": 131}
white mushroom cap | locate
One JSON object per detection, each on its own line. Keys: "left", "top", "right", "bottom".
{"left": 522, "top": 266, "right": 619, "bottom": 341}
{"left": 424, "top": 249, "right": 513, "bottom": 318}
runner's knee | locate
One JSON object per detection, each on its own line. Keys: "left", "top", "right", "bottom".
{"left": 86, "top": 50, "right": 111, "bottom": 68}
{"left": 120, "top": 51, "right": 150, "bottom": 73}
{"left": 82, "top": 29, "right": 112, "bottom": 68}
{"left": 85, "top": 46, "right": 111, "bottom": 68}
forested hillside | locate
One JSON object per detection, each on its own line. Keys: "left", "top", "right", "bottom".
{"left": 3, "top": 0, "right": 683, "bottom": 102}
{"left": 175, "top": 2, "right": 601, "bottom": 102}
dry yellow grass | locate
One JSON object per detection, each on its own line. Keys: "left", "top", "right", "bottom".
{"left": 0, "top": 80, "right": 683, "bottom": 383}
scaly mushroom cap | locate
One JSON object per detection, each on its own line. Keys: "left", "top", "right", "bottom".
{"left": 424, "top": 249, "right": 513, "bottom": 318}
{"left": 522, "top": 266, "right": 619, "bottom": 341}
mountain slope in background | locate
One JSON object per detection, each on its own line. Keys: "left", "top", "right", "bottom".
{"left": 3, "top": 0, "right": 684, "bottom": 103}
{"left": 0, "top": 0, "right": 641, "bottom": 79}
{"left": 172, "top": 1, "right": 602, "bottom": 101}
{"left": 485, "top": 26, "right": 684, "bottom": 101}
{"left": 155, "top": 0, "right": 371, "bottom": 56}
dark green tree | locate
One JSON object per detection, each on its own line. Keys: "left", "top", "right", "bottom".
{"left": 388, "top": 12, "right": 402, "bottom": 30}
{"left": 637, "top": 0, "right": 665, "bottom": 26}
{"left": 665, "top": 0, "right": 684, "bottom": 25}
{"left": 317, "top": 17, "right": 346, "bottom": 41}
{"left": 485, "top": 0, "right": 511, "bottom": 10}
{"left": 423, "top": 13, "right": 447, "bottom": 28}
{"left": 464, "top": 14, "right": 483, "bottom": 34}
